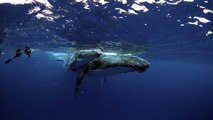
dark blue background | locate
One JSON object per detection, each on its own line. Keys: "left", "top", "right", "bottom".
{"left": 0, "top": 51, "right": 212, "bottom": 120}
{"left": 0, "top": 0, "right": 213, "bottom": 120}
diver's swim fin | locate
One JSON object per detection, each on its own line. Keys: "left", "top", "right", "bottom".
{"left": 26, "top": 54, "right": 31, "bottom": 59}
{"left": 5, "top": 58, "right": 12, "bottom": 64}
{"left": 5, "top": 55, "right": 18, "bottom": 64}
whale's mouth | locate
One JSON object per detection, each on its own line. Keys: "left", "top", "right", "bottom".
{"left": 135, "top": 63, "right": 150, "bottom": 72}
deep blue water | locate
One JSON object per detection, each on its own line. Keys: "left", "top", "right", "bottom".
{"left": 0, "top": 0, "right": 213, "bottom": 120}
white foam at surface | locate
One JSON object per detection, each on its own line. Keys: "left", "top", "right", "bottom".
{"left": 184, "top": 0, "right": 194, "bottom": 2}
{"left": 36, "top": 0, "right": 53, "bottom": 8}
{"left": 155, "top": 0, "right": 166, "bottom": 4}
{"left": 152, "top": 0, "right": 186, "bottom": 5}
{"left": 206, "top": 31, "right": 213, "bottom": 36}
{"left": 116, "top": 0, "right": 127, "bottom": 4}
{"left": 115, "top": 8, "right": 127, "bottom": 14}
{"left": 180, "top": 24, "right": 184, "bottom": 26}
{"left": 42, "top": 9, "right": 53, "bottom": 15}
{"left": 128, "top": 9, "right": 138, "bottom": 15}
{"left": 35, "top": 13, "right": 60, "bottom": 22}
{"left": 71, "top": 0, "right": 210, "bottom": 18}
{"left": 199, "top": 25, "right": 203, "bottom": 27}
{"left": 166, "top": 0, "right": 182, "bottom": 5}
{"left": 198, "top": 5, "right": 205, "bottom": 9}
{"left": 0, "top": 0, "right": 35, "bottom": 5}
{"left": 36, "top": 13, "right": 45, "bottom": 19}
{"left": 135, "top": 0, "right": 155, "bottom": 4}
{"left": 188, "top": 16, "right": 192, "bottom": 19}
{"left": 98, "top": 0, "right": 109, "bottom": 5}
{"left": 193, "top": 16, "right": 211, "bottom": 23}
{"left": 131, "top": 4, "right": 149, "bottom": 12}
{"left": 76, "top": 0, "right": 83, "bottom": 2}
{"left": 28, "top": 6, "right": 41, "bottom": 14}
{"left": 188, "top": 21, "right": 199, "bottom": 25}
{"left": 0, "top": 0, "right": 53, "bottom": 8}
{"left": 0, "top": 0, "right": 58, "bottom": 21}
{"left": 0, "top": 0, "right": 211, "bottom": 30}
{"left": 84, "top": 5, "right": 90, "bottom": 10}
{"left": 203, "top": 9, "right": 213, "bottom": 14}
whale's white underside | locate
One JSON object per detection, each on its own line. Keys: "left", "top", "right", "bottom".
{"left": 86, "top": 67, "right": 134, "bottom": 77}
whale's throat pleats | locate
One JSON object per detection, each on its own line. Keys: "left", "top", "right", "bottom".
{"left": 86, "top": 67, "right": 134, "bottom": 77}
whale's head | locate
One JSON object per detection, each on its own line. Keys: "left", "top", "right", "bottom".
{"left": 127, "top": 56, "right": 150, "bottom": 72}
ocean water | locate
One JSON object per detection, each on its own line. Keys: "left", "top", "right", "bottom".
{"left": 0, "top": 0, "right": 213, "bottom": 120}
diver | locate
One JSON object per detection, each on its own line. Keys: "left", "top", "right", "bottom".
{"left": 0, "top": 49, "right": 4, "bottom": 56}
{"left": 5, "top": 48, "right": 22, "bottom": 64}
{"left": 24, "top": 47, "right": 33, "bottom": 58}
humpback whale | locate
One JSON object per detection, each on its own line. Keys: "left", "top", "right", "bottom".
{"left": 65, "top": 49, "right": 102, "bottom": 71}
{"left": 62, "top": 49, "right": 150, "bottom": 97}
{"left": 51, "top": 49, "right": 150, "bottom": 97}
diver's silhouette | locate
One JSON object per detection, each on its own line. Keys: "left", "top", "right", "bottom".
{"left": 24, "top": 47, "right": 32, "bottom": 58}
{"left": 5, "top": 47, "right": 34, "bottom": 64}
{"left": 5, "top": 48, "right": 22, "bottom": 64}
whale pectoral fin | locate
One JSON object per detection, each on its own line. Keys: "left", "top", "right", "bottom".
{"left": 74, "top": 65, "right": 89, "bottom": 98}
{"left": 101, "top": 77, "right": 107, "bottom": 87}
{"left": 66, "top": 52, "right": 79, "bottom": 70}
